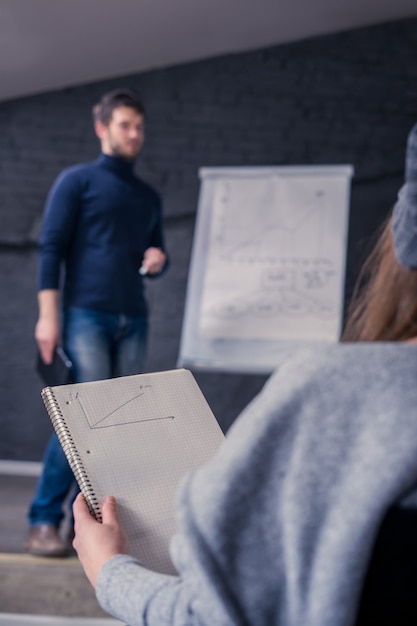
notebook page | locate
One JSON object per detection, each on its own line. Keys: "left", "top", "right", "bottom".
{"left": 47, "top": 369, "right": 225, "bottom": 574}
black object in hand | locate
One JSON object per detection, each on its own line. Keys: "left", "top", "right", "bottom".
{"left": 36, "top": 346, "right": 73, "bottom": 387}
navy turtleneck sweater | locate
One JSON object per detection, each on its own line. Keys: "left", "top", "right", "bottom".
{"left": 38, "top": 153, "right": 167, "bottom": 315}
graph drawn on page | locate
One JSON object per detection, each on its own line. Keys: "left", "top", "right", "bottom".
{"left": 199, "top": 173, "right": 349, "bottom": 342}
{"left": 64, "top": 385, "right": 175, "bottom": 429}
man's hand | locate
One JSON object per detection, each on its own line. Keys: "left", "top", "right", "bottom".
{"left": 73, "top": 493, "right": 129, "bottom": 588}
{"left": 35, "top": 316, "right": 60, "bottom": 364}
{"left": 140, "top": 247, "right": 166, "bottom": 276}
{"left": 35, "top": 290, "right": 61, "bottom": 364}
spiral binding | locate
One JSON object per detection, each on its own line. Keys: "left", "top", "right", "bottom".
{"left": 41, "top": 387, "right": 102, "bottom": 522}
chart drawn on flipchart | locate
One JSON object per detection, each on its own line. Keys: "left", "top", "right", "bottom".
{"left": 199, "top": 173, "right": 349, "bottom": 342}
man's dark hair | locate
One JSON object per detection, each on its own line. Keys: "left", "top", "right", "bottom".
{"left": 92, "top": 89, "right": 145, "bottom": 125}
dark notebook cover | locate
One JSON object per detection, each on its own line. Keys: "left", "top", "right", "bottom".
{"left": 36, "top": 346, "right": 73, "bottom": 387}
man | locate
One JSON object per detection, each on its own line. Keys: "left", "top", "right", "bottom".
{"left": 27, "top": 89, "right": 168, "bottom": 556}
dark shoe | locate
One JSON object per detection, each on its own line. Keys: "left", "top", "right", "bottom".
{"left": 26, "top": 524, "right": 68, "bottom": 557}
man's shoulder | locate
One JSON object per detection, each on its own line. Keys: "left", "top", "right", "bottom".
{"left": 56, "top": 159, "right": 99, "bottom": 182}
{"left": 50, "top": 161, "right": 97, "bottom": 187}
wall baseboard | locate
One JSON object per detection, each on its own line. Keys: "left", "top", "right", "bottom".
{"left": 0, "top": 460, "right": 42, "bottom": 476}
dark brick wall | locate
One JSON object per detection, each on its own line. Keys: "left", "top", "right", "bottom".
{"left": 1, "top": 17, "right": 417, "bottom": 460}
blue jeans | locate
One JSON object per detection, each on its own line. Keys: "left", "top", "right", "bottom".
{"left": 28, "top": 307, "right": 148, "bottom": 527}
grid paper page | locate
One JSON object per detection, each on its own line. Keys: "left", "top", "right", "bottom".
{"left": 45, "top": 369, "right": 225, "bottom": 574}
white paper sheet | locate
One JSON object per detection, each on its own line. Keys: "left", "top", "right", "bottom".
{"left": 179, "top": 165, "right": 353, "bottom": 372}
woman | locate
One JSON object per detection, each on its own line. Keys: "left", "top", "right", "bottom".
{"left": 343, "top": 122, "right": 417, "bottom": 342}
{"left": 72, "top": 127, "right": 417, "bottom": 626}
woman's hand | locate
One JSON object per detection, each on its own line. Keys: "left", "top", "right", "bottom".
{"left": 72, "top": 493, "right": 129, "bottom": 588}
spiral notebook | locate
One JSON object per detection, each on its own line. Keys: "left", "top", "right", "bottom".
{"left": 41, "top": 368, "right": 225, "bottom": 575}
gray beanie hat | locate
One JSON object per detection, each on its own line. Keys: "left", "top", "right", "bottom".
{"left": 391, "top": 123, "right": 417, "bottom": 268}
{"left": 405, "top": 123, "right": 417, "bottom": 183}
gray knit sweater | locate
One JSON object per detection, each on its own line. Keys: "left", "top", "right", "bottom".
{"left": 96, "top": 342, "right": 417, "bottom": 626}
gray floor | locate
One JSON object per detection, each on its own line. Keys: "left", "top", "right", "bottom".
{"left": 0, "top": 471, "right": 123, "bottom": 624}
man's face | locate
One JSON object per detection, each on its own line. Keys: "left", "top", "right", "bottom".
{"left": 96, "top": 106, "right": 145, "bottom": 160}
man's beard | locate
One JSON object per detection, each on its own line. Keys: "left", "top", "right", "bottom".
{"left": 108, "top": 141, "right": 140, "bottom": 161}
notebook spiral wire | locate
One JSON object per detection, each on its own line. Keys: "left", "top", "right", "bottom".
{"left": 41, "top": 387, "right": 102, "bottom": 522}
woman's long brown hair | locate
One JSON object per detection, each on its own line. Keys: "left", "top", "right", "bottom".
{"left": 342, "top": 216, "right": 417, "bottom": 341}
